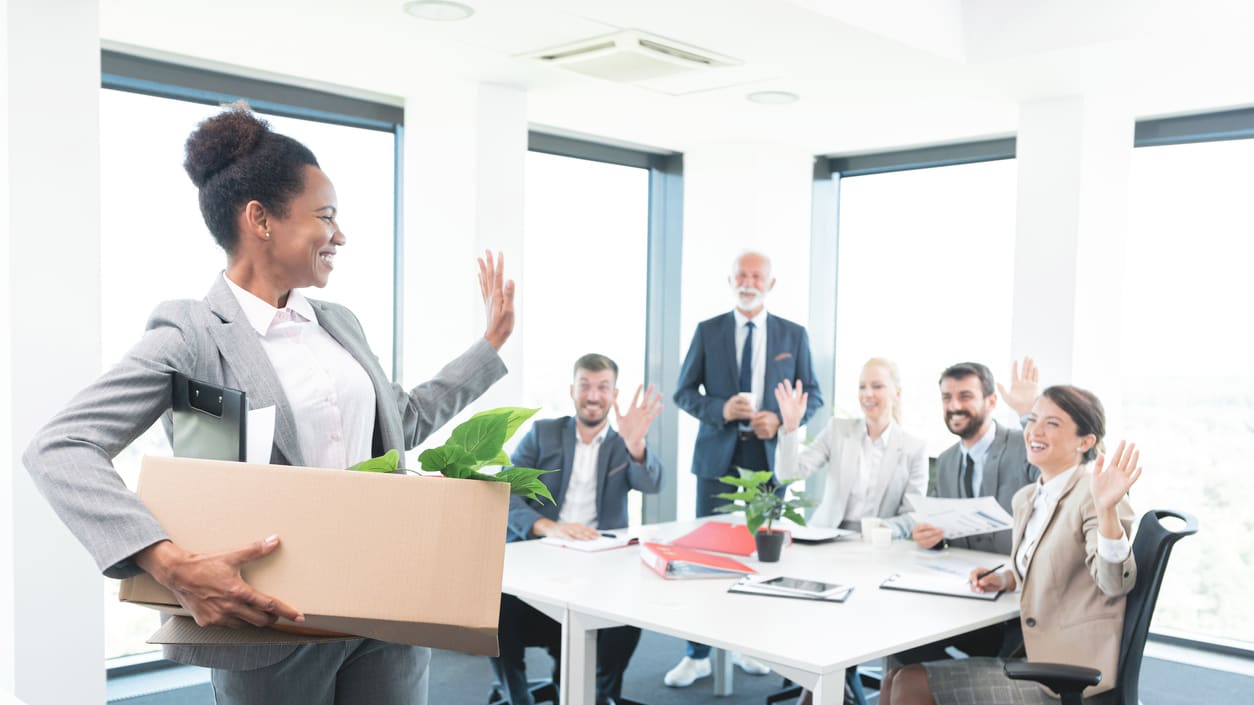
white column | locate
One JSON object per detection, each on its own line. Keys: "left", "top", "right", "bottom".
{"left": 1012, "top": 96, "right": 1133, "bottom": 398}
{"left": 676, "top": 140, "right": 815, "bottom": 519}
{"left": 2, "top": 0, "right": 105, "bottom": 702}
{"left": 400, "top": 80, "right": 527, "bottom": 447}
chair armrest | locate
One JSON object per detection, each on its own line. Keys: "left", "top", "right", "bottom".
{"left": 1003, "top": 660, "right": 1101, "bottom": 694}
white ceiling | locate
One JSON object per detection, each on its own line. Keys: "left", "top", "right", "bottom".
{"left": 102, "top": 0, "right": 1254, "bottom": 155}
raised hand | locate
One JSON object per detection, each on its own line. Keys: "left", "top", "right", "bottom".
{"left": 998, "top": 356, "right": 1040, "bottom": 418}
{"left": 615, "top": 384, "right": 663, "bottom": 460}
{"left": 1091, "top": 441, "right": 1142, "bottom": 512}
{"left": 773, "top": 379, "right": 808, "bottom": 433}
{"left": 135, "top": 536, "right": 304, "bottom": 629}
{"left": 478, "top": 249, "right": 515, "bottom": 350}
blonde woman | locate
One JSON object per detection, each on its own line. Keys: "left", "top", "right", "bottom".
{"left": 774, "top": 358, "right": 927, "bottom": 535}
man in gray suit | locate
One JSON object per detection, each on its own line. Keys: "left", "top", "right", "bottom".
{"left": 494, "top": 353, "right": 663, "bottom": 705}
{"left": 899, "top": 359, "right": 1040, "bottom": 663}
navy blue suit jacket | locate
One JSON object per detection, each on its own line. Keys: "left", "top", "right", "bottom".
{"left": 674, "top": 311, "right": 822, "bottom": 479}
{"left": 506, "top": 417, "right": 663, "bottom": 541}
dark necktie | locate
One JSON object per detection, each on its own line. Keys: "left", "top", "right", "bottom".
{"left": 739, "top": 321, "right": 755, "bottom": 393}
{"left": 961, "top": 452, "right": 976, "bottom": 498}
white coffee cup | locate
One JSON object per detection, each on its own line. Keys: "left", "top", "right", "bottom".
{"left": 860, "top": 517, "right": 883, "bottom": 541}
{"left": 737, "top": 391, "right": 757, "bottom": 411}
{"left": 871, "top": 526, "right": 893, "bottom": 549}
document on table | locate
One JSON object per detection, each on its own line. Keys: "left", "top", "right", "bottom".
{"left": 907, "top": 495, "right": 1013, "bottom": 539}
{"left": 540, "top": 533, "right": 637, "bottom": 552}
{"left": 773, "top": 518, "right": 856, "bottom": 543}
{"left": 880, "top": 572, "right": 1001, "bottom": 601}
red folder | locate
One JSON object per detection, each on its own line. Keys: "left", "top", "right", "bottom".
{"left": 672, "top": 521, "right": 758, "bottom": 556}
{"left": 639, "top": 542, "right": 756, "bottom": 580}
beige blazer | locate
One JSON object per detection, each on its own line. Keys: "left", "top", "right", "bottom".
{"left": 1012, "top": 469, "right": 1136, "bottom": 698}
{"left": 775, "top": 417, "right": 927, "bottom": 532}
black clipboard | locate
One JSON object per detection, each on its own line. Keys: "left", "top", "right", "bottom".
{"left": 171, "top": 373, "right": 247, "bottom": 461}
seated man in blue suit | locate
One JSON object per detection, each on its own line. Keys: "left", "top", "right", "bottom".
{"left": 491, "top": 353, "right": 664, "bottom": 705}
{"left": 667, "top": 251, "right": 823, "bottom": 687}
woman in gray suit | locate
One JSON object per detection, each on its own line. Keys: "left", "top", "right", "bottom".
{"left": 23, "top": 107, "right": 515, "bottom": 704}
{"left": 879, "top": 385, "right": 1141, "bottom": 705}
{"left": 774, "top": 357, "right": 928, "bottom": 535}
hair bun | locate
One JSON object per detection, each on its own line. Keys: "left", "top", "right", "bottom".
{"left": 183, "top": 106, "right": 270, "bottom": 188}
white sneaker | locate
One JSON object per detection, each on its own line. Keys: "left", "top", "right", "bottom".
{"left": 732, "top": 652, "right": 771, "bottom": 675}
{"left": 663, "top": 656, "right": 712, "bottom": 687}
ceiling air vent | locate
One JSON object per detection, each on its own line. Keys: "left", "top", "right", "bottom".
{"left": 526, "top": 30, "right": 739, "bottom": 83}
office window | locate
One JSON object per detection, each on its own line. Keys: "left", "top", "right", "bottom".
{"left": 833, "top": 160, "right": 1019, "bottom": 456}
{"left": 518, "top": 150, "right": 649, "bottom": 515}
{"left": 1121, "top": 138, "right": 1254, "bottom": 648}
{"left": 100, "top": 88, "right": 396, "bottom": 659}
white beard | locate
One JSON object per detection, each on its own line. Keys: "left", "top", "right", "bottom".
{"left": 733, "top": 286, "right": 765, "bottom": 310}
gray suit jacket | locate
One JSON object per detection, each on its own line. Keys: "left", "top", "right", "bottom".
{"left": 506, "top": 417, "right": 662, "bottom": 541}
{"left": 22, "top": 276, "right": 506, "bottom": 670}
{"left": 931, "top": 422, "right": 1039, "bottom": 554}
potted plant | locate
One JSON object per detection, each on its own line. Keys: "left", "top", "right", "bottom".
{"left": 713, "top": 468, "right": 810, "bottom": 562}
{"left": 348, "top": 406, "right": 555, "bottom": 503}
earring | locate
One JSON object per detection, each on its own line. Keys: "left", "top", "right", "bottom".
{"left": 264, "top": 232, "right": 271, "bottom": 240}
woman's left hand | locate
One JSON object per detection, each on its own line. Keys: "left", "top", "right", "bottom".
{"left": 1090, "top": 440, "right": 1142, "bottom": 511}
{"left": 478, "top": 249, "right": 515, "bottom": 350}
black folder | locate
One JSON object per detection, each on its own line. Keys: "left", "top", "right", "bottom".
{"left": 171, "top": 373, "right": 247, "bottom": 461}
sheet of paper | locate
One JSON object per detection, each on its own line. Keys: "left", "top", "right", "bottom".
{"left": 907, "top": 495, "right": 1013, "bottom": 539}
{"left": 880, "top": 571, "right": 1000, "bottom": 601}
{"left": 246, "top": 406, "right": 276, "bottom": 464}
{"left": 540, "top": 533, "right": 636, "bottom": 552}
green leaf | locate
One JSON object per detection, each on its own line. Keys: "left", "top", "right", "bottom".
{"left": 712, "top": 503, "right": 743, "bottom": 514}
{"left": 746, "top": 514, "right": 764, "bottom": 536}
{"left": 449, "top": 412, "right": 509, "bottom": 463}
{"left": 470, "top": 406, "right": 538, "bottom": 443}
{"left": 783, "top": 508, "right": 807, "bottom": 526}
{"left": 346, "top": 449, "right": 399, "bottom": 473}
{"left": 495, "top": 467, "right": 557, "bottom": 504}
{"left": 714, "top": 491, "right": 756, "bottom": 502}
{"left": 483, "top": 448, "right": 511, "bottom": 468}
{"left": 418, "top": 446, "right": 477, "bottom": 477}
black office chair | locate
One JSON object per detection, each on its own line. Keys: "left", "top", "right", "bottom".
{"left": 487, "top": 678, "right": 557, "bottom": 705}
{"left": 1003, "top": 509, "right": 1199, "bottom": 705}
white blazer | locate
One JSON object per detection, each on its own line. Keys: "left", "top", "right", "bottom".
{"left": 775, "top": 417, "right": 928, "bottom": 534}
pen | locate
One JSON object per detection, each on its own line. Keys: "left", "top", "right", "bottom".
{"left": 974, "top": 564, "right": 1005, "bottom": 582}
{"left": 600, "top": 532, "right": 616, "bottom": 538}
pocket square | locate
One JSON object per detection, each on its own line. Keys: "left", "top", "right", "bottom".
{"left": 773, "top": 352, "right": 793, "bottom": 362}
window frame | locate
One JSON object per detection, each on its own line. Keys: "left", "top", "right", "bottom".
{"left": 525, "top": 131, "right": 684, "bottom": 524}
{"left": 817, "top": 117, "right": 1254, "bottom": 659}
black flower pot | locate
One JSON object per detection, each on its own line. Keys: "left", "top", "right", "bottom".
{"left": 755, "top": 530, "right": 786, "bottom": 562}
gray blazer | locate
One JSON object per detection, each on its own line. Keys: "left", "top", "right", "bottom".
{"left": 931, "top": 422, "right": 1039, "bottom": 554}
{"left": 506, "top": 417, "right": 663, "bottom": 540}
{"left": 22, "top": 276, "right": 507, "bottom": 670}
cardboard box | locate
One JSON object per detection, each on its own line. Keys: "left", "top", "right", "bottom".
{"left": 119, "top": 456, "right": 509, "bottom": 656}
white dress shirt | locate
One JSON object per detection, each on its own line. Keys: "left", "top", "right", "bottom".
{"left": 1013, "top": 464, "right": 1130, "bottom": 587}
{"left": 223, "top": 274, "right": 376, "bottom": 470}
{"left": 732, "top": 309, "right": 768, "bottom": 430}
{"left": 844, "top": 422, "right": 893, "bottom": 522}
{"left": 558, "top": 423, "right": 609, "bottom": 528}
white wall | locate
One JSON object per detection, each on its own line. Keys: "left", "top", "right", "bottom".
{"left": 2, "top": 0, "right": 106, "bottom": 703}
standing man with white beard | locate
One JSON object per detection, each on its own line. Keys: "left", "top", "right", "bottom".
{"left": 665, "top": 251, "right": 823, "bottom": 687}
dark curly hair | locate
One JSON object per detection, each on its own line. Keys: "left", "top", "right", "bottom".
{"left": 1040, "top": 385, "right": 1106, "bottom": 463}
{"left": 183, "top": 105, "right": 319, "bottom": 252}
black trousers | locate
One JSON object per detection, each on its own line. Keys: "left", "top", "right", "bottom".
{"left": 490, "top": 594, "right": 642, "bottom": 705}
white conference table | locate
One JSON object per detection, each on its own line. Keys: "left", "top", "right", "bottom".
{"left": 501, "top": 518, "right": 1018, "bottom": 705}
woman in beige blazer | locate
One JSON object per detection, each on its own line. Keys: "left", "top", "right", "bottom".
{"left": 774, "top": 358, "right": 928, "bottom": 535}
{"left": 880, "top": 385, "right": 1141, "bottom": 705}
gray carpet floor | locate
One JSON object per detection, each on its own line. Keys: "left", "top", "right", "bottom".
{"left": 428, "top": 630, "right": 1254, "bottom": 704}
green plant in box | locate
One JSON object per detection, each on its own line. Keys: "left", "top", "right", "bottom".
{"left": 347, "top": 407, "right": 555, "bottom": 503}
{"left": 713, "top": 468, "right": 810, "bottom": 535}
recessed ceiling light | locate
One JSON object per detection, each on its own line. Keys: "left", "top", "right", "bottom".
{"left": 747, "top": 90, "right": 800, "bottom": 105}
{"left": 403, "top": 0, "right": 475, "bottom": 21}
